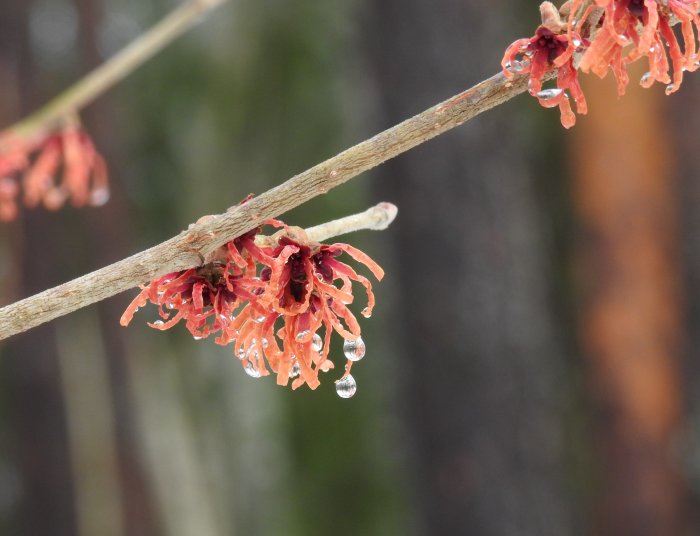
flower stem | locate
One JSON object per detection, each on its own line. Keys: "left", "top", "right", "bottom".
{"left": 8, "top": 0, "right": 228, "bottom": 140}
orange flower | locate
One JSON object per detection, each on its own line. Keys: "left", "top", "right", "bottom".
{"left": 0, "top": 123, "right": 109, "bottom": 221}
{"left": 570, "top": 0, "right": 700, "bottom": 94}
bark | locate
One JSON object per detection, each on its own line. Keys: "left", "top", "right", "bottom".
{"left": 571, "top": 63, "right": 687, "bottom": 535}
{"left": 363, "top": 1, "right": 573, "bottom": 534}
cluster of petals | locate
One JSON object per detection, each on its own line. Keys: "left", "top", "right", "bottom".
{"left": 502, "top": 23, "right": 588, "bottom": 128}
{"left": 502, "top": 0, "right": 700, "bottom": 128}
{"left": 121, "top": 220, "right": 383, "bottom": 391}
{"left": 0, "top": 123, "right": 109, "bottom": 221}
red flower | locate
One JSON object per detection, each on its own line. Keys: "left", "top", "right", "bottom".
{"left": 0, "top": 123, "right": 109, "bottom": 221}
{"left": 502, "top": 25, "right": 588, "bottom": 128}
{"left": 119, "top": 228, "right": 268, "bottom": 343}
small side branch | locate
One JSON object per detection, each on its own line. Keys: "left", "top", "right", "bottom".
{"left": 8, "top": 0, "right": 228, "bottom": 140}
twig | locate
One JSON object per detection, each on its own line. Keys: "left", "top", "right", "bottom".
{"left": 6, "top": 0, "right": 228, "bottom": 140}
{"left": 0, "top": 202, "right": 403, "bottom": 339}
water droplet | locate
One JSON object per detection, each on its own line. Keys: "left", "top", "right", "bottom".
{"left": 289, "top": 361, "right": 300, "bottom": 378}
{"left": 335, "top": 375, "right": 357, "bottom": 399}
{"left": 343, "top": 336, "right": 366, "bottom": 362}
{"left": 618, "top": 34, "right": 629, "bottom": 43}
{"left": 244, "top": 362, "right": 261, "bottom": 378}
{"left": 229, "top": 313, "right": 237, "bottom": 321}
{"left": 152, "top": 320, "right": 164, "bottom": 327}
{"left": 296, "top": 330, "right": 310, "bottom": 341}
{"left": 536, "top": 88, "right": 563, "bottom": 101}
{"left": 254, "top": 315, "right": 265, "bottom": 323}
{"left": 90, "top": 187, "right": 110, "bottom": 206}
{"left": 193, "top": 335, "right": 203, "bottom": 340}
{"left": 665, "top": 84, "right": 675, "bottom": 95}
{"left": 649, "top": 45, "right": 655, "bottom": 53}
{"left": 572, "top": 37, "right": 582, "bottom": 47}
{"left": 261, "top": 338, "right": 269, "bottom": 349}
{"left": 640, "top": 71, "right": 652, "bottom": 85}
{"left": 505, "top": 60, "right": 528, "bottom": 74}
{"left": 166, "top": 302, "right": 175, "bottom": 309}
{"left": 312, "top": 334, "right": 323, "bottom": 352}
{"left": 237, "top": 347, "right": 246, "bottom": 360}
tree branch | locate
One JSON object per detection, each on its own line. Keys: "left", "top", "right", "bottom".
{"left": 7, "top": 0, "right": 228, "bottom": 140}
{"left": 0, "top": 202, "right": 401, "bottom": 340}
{"left": 0, "top": 69, "right": 528, "bottom": 341}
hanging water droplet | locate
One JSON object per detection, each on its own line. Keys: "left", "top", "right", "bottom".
{"left": 665, "top": 84, "right": 675, "bottom": 95}
{"left": 296, "top": 330, "right": 310, "bottom": 341}
{"left": 335, "top": 375, "right": 357, "bottom": 399}
{"left": 193, "top": 335, "right": 203, "bottom": 340}
{"left": 505, "top": 59, "right": 528, "bottom": 74}
{"left": 152, "top": 320, "right": 164, "bottom": 327}
{"left": 229, "top": 312, "right": 237, "bottom": 321}
{"left": 343, "top": 336, "right": 366, "bottom": 362}
{"left": 536, "top": 88, "right": 563, "bottom": 101}
{"left": 640, "top": 71, "right": 652, "bottom": 85}
{"left": 237, "top": 347, "right": 246, "bottom": 360}
{"left": 289, "top": 361, "right": 300, "bottom": 378}
{"left": 244, "top": 362, "right": 261, "bottom": 378}
{"left": 311, "top": 334, "right": 323, "bottom": 352}
{"left": 90, "top": 187, "right": 110, "bottom": 206}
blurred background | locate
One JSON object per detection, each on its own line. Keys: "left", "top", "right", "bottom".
{"left": 0, "top": 0, "right": 699, "bottom": 534}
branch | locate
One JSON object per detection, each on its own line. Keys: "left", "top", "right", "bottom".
{"left": 0, "top": 202, "right": 400, "bottom": 340}
{"left": 7, "top": 0, "right": 228, "bottom": 140}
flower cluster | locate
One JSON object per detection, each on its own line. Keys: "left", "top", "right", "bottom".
{"left": 502, "top": 0, "right": 700, "bottom": 128}
{"left": 0, "top": 123, "right": 109, "bottom": 221}
{"left": 121, "top": 220, "right": 383, "bottom": 397}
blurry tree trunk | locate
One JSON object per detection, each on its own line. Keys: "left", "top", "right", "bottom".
{"left": 0, "top": 1, "right": 78, "bottom": 533}
{"left": 363, "top": 2, "right": 573, "bottom": 534}
{"left": 570, "top": 65, "right": 687, "bottom": 535}
{"left": 72, "top": 1, "right": 160, "bottom": 534}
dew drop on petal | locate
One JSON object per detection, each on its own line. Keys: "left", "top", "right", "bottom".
{"left": 311, "top": 333, "right": 323, "bottom": 352}
{"left": 343, "top": 336, "right": 366, "bottom": 362}
{"left": 536, "top": 88, "right": 563, "bottom": 101}
{"left": 665, "top": 84, "right": 675, "bottom": 95}
{"left": 261, "top": 337, "right": 269, "bottom": 349}
{"left": 335, "top": 374, "right": 357, "bottom": 399}
{"left": 289, "top": 361, "right": 300, "bottom": 378}
{"left": 193, "top": 335, "right": 203, "bottom": 340}
{"left": 166, "top": 302, "right": 175, "bottom": 309}
{"left": 254, "top": 315, "right": 266, "bottom": 323}
{"left": 152, "top": 320, "right": 164, "bottom": 327}
{"left": 640, "top": 72, "right": 652, "bottom": 85}
{"left": 296, "top": 330, "right": 310, "bottom": 341}
{"left": 244, "top": 362, "right": 261, "bottom": 378}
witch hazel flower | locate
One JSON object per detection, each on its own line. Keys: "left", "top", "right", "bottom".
{"left": 236, "top": 224, "right": 383, "bottom": 392}
{"left": 119, "top": 228, "right": 268, "bottom": 341}
{"left": 0, "top": 118, "right": 109, "bottom": 221}
{"left": 502, "top": 2, "right": 588, "bottom": 128}
{"left": 121, "top": 216, "right": 384, "bottom": 398}
{"left": 567, "top": 0, "right": 700, "bottom": 94}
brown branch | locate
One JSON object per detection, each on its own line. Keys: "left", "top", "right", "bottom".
{"left": 0, "top": 71, "right": 530, "bottom": 341}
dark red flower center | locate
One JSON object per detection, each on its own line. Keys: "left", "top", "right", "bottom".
{"left": 534, "top": 28, "right": 568, "bottom": 63}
